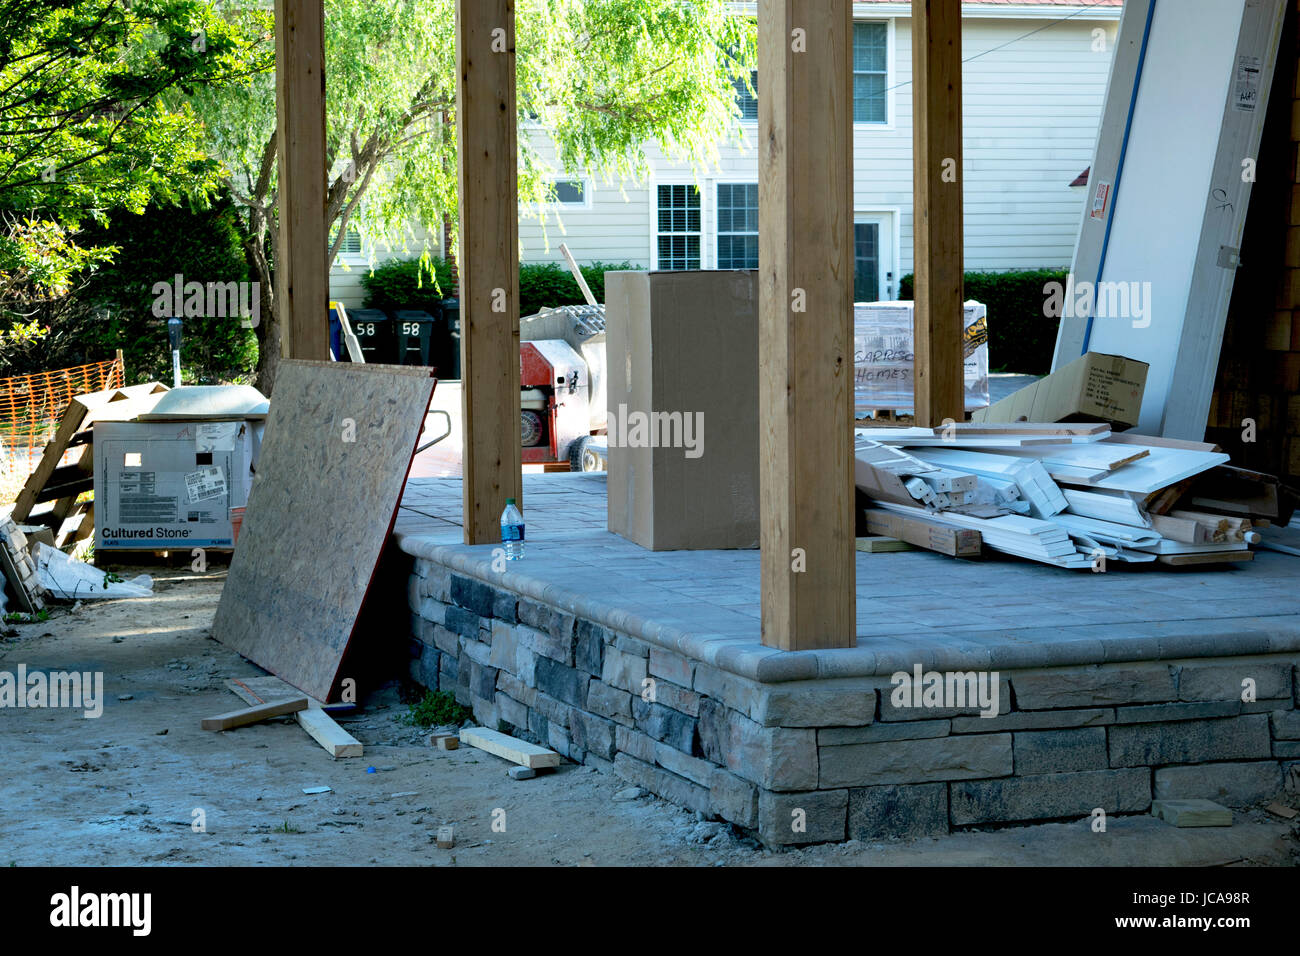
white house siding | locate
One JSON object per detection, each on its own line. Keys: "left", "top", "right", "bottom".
{"left": 330, "top": 6, "right": 1119, "bottom": 307}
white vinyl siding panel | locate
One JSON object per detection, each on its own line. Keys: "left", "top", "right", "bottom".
{"left": 332, "top": 12, "right": 1117, "bottom": 302}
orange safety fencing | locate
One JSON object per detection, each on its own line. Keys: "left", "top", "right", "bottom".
{"left": 0, "top": 358, "right": 125, "bottom": 494}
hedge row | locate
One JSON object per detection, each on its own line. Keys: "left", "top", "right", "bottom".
{"left": 361, "top": 257, "right": 640, "bottom": 317}
{"left": 898, "top": 269, "right": 1066, "bottom": 375}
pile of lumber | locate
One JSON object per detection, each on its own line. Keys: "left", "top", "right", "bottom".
{"left": 854, "top": 423, "right": 1296, "bottom": 570}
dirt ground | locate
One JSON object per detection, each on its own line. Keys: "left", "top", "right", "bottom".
{"left": 2, "top": 569, "right": 1298, "bottom": 868}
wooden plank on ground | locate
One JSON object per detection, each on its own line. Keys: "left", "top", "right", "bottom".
{"left": 856, "top": 536, "right": 916, "bottom": 553}
{"left": 1155, "top": 551, "right": 1254, "bottom": 567}
{"left": 863, "top": 507, "right": 982, "bottom": 557}
{"left": 295, "top": 706, "right": 363, "bottom": 758}
{"left": 460, "top": 726, "right": 561, "bottom": 769}
{"left": 226, "top": 677, "right": 362, "bottom": 757}
{"left": 201, "top": 697, "right": 308, "bottom": 731}
{"left": 210, "top": 361, "right": 436, "bottom": 702}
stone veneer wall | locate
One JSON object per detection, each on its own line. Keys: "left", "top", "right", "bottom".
{"left": 408, "top": 558, "right": 1300, "bottom": 846}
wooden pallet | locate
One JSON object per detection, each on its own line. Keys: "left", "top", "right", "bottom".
{"left": 11, "top": 383, "right": 167, "bottom": 549}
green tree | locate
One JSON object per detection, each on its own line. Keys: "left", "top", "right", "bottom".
{"left": 0, "top": 0, "right": 267, "bottom": 339}
{"left": 0, "top": 0, "right": 266, "bottom": 222}
{"left": 195, "top": 0, "right": 756, "bottom": 392}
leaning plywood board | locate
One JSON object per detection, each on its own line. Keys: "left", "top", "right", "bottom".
{"left": 211, "top": 361, "right": 436, "bottom": 702}
{"left": 460, "top": 726, "right": 561, "bottom": 769}
{"left": 1053, "top": 0, "right": 1286, "bottom": 439}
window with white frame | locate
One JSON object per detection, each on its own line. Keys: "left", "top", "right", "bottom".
{"left": 716, "top": 183, "right": 758, "bottom": 270}
{"left": 549, "top": 179, "right": 587, "bottom": 205}
{"left": 733, "top": 70, "right": 758, "bottom": 121}
{"left": 853, "top": 21, "right": 888, "bottom": 124}
{"left": 331, "top": 225, "right": 362, "bottom": 256}
{"left": 656, "top": 184, "right": 701, "bottom": 270}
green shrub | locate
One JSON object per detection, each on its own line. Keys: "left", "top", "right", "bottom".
{"left": 360, "top": 256, "right": 455, "bottom": 314}
{"left": 898, "top": 269, "right": 1066, "bottom": 375}
{"left": 518, "top": 261, "right": 637, "bottom": 316}
{"left": 403, "top": 689, "right": 472, "bottom": 728}
{"left": 75, "top": 195, "right": 258, "bottom": 385}
{"left": 361, "top": 256, "right": 641, "bottom": 317}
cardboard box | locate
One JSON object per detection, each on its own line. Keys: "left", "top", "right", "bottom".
{"left": 94, "top": 420, "right": 259, "bottom": 549}
{"left": 854, "top": 300, "right": 990, "bottom": 412}
{"left": 972, "top": 351, "right": 1148, "bottom": 429}
{"left": 604, "top": 270, "right": 759, "bottom": 550}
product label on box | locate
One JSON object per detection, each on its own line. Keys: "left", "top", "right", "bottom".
{"left": 196, "top": 422, "right": 239, "bottom": 452}
{"left": 185, "top": 466, "right": 227, "bottom": 503}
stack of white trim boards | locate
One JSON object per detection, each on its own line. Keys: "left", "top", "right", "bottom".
{"left": 854, "top": 423, "right": 1287, "bottom": 570}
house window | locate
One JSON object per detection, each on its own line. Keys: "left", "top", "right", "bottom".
{"left": 733, "top": 71, "right": 758, "bottom": 121}
{"left": 550, "top": 180, "right": 586, "bottom": 205}
{"left": 854, "top": 222, "right": 880, "bottom": 301}
{"left": 853, "top": 21, "right": 888, "bottom": 124}
{"left": 716, "top": 183, "right": 758, "bottom": 270}
{"left": 332, "top": 226, "right": 362, "bottom": 256}
{"left": 656, "top": 184, "right": 701, "bottom": 270}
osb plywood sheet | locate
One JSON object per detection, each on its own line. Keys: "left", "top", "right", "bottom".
{"left": 211, "top": 360, "right": 435, "bottom": 701}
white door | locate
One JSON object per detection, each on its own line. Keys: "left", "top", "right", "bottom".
{"left": 854, "top": 213, "right": 895, "bottom": 302}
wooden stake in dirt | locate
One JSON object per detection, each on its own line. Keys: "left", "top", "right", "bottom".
{"left": 436, "top": 825, "right": 455, "bottom": 849}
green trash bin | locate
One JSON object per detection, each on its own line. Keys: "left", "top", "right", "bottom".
{"left": 348, "top": 308, "right": 396, "bottom": 363}
{"left": 395, "top": 309, "right": 439, "bottom": 366}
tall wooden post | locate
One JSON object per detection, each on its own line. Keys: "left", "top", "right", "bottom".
{"left": 275, "top": 0, "right": 330, "bottom": 361}
{"left": 912, "top": 0, "right": 965, "bottom": 426}
{"left": 757, "top": 0, "right": 855, "bottom": 651}
{"left": 456, "top": 0, "right": 523, "bottom": 544}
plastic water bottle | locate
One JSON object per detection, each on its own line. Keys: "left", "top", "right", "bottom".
{"left": 501, "top": 498, "right": 525, "bottom": 560}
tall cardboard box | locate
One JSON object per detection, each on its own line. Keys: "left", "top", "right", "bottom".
{"left": 604, "top": 270, "right": 759, "bottom": 550}
{"left": 972, "top": 351, "right": 1148, "bottom": 429}
{"left": 94, "top": 420, "right": 259, "bottom": 549}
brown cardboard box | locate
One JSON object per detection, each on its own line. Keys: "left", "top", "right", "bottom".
{"left": 604, "top": 270, "right": 759, "bottom": 550}
{"left": 972, "top": 351, "right": 1148, "bottom": 429}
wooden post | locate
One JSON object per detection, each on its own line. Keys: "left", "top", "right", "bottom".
{"left": 274, "top": 0, "right": 330, "bottom": 361}
{"left": 757, "top": 0, "right": 855, "bottom": 651}
{"left": 912, "top": 0, "right": 965, "bottom": 426}
{"left": 456, "top": 0, "right": 523, "bottom": 544}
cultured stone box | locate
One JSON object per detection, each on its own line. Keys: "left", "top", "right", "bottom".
{"left": 406, "top": 556, "right": 1300, "bottom": 846}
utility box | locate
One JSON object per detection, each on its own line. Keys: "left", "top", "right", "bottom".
{"left": 93, "top": 420, "right": 259, "bottom": 550}
{"left": 604, "top": 270, "right": 759, "bottom": 550}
